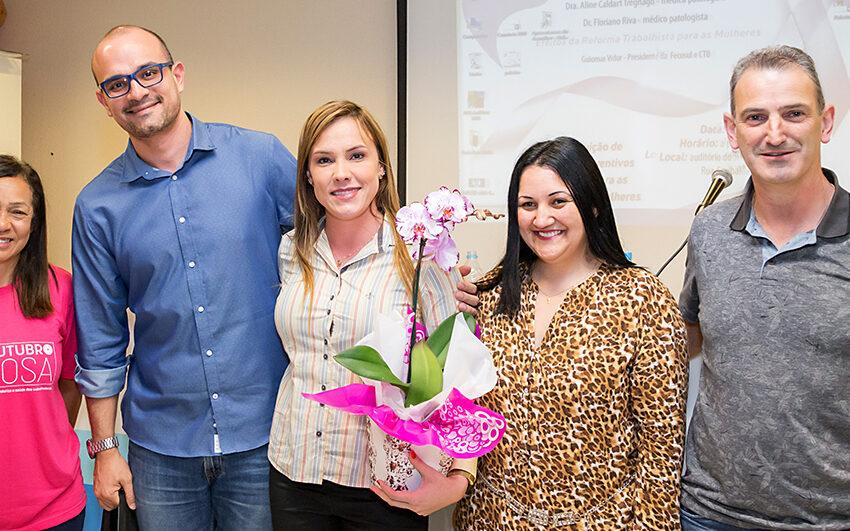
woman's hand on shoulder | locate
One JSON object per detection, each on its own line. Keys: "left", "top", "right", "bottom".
{"left": 370, "top": 450, "right": 469, "bottom": 516}
{"left": 454, "top": 264, "right": 480, "bottom": 316}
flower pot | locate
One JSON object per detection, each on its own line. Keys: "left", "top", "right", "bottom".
{"left": 367, "top": 419, "right": 452, "bottom": 490}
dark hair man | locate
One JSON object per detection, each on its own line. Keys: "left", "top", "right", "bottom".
{"left": 74, "top": 25, "right": 296, "bottom": 529}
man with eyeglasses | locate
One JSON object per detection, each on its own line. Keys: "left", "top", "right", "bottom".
{"left": 73, "top": 25, "right": 295, "bottom": 529}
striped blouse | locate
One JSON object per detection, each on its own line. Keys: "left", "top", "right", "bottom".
{"left": 268, "top": 220, "right": 460, "bottom": 487}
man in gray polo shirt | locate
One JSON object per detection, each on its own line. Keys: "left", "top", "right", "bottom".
{"left": 679, "top": 46, "right": 850, "bottom": 530}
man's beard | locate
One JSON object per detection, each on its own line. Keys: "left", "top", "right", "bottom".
{"left": 120, "top": 96, "right": 180, "bottom": 139}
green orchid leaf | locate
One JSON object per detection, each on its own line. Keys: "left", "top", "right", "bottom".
{"left": 427, "top": 312, "right": 459, "bottom": 369}
{"left": 427, "top": 312, "right": 479, "bottom": 369}
{"left": 334, "top": 346, "right": 409, "bottom": 391}
{"left": 405, "top": 342, "right": 443, "bottom": 407}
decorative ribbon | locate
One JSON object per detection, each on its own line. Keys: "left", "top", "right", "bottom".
{"left": 303, "top": 385, "right": 506, "bottom": 458}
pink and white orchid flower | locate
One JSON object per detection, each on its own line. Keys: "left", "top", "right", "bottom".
{"left": 396, "top": 202, "right": 443, "bottom": 244}
{"left": 424, "top": 187, "right": 474, "bottom": 227}
{"left": 414, "top": 230, "right": 459, "bottom": 272}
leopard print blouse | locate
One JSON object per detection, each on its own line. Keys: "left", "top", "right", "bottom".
{"left": 453, "top": 264, "right": 688, "bottom": 530}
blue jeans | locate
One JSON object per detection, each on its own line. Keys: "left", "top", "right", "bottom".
{"left": 129, "top": 442, "right": 271, "bottom": 531}
{"left": 681, "top": 506, "right": 763, "bottom": 531}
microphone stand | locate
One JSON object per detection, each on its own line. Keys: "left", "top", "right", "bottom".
{"left": 655, "top": 238, "right": 688, "bottom": 276}
{"left": 655, "top": 170, "right": 732, "bottom": 276}
{"left": 655, "top": 203, "right": 704, "bottom": 276}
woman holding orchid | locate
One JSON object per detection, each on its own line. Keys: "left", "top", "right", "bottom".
{"left": 453, "top": 137, "right": 688, "bottom": 530}
{"left": 267, "top": 100, "right": 473, "bottom": 529}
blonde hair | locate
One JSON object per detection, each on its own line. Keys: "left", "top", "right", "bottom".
{"left": 293, "top": 100, "right": 414, "bottom": 302}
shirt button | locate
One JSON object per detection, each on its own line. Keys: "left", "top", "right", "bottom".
{"left": 321, "top": 385, "right": 326, "bottom": 391}
{"left": 213, "top": 422, "right": 217, "bottom": 428}
{"left": 323, "top": 339, "right": 328, "bottom": 345}
{"left": 178, "top": 216, "right": 186, "bottom": 224}
{"left": 316, "top": 431, "right": 322, "bottom": 437}
{"left": 326, "top": 309, "right": 331, "bottom": 315}
{"left": 319, "top": 403, "right": 325, "bottom": 408}
{"left": 171, "top": 175, "right": 177, "bottom": 181}
{"left": 323, "top": 354, "right": 328, "bottom": 360}
{"left": 198, "top": 306, "right": 205, "bottom": 313}
{"left": 188, "top": 261, "right": 196, "bottom": 268}
{"left": 206, "top": 349, "right": 213, "bottom": 357}
{"left": 330, "top": 295, "right": 334, "bottom": 301}
{"left": 212, "top": 393, "right": 219, "bottom": 400}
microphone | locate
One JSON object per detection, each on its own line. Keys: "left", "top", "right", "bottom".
{"left": 656, "top": 169, "right": 734, "bottom": 276}
{"left": 695, "top": 169, "right": 733, "bottom": 215}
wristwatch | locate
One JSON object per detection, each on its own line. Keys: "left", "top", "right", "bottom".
{"left": 86, "top": 436, "right": 120, "bottom": 458}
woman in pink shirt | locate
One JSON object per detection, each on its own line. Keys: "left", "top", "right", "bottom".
{"left": 0, "top": 155, "right": 86, "bottom": 530}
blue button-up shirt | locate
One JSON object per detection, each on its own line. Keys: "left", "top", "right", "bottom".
{"left": 73, "top": 114, "right": 296, "bottom": 457}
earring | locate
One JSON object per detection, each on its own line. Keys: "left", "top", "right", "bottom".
{"left": 306, "top": 172, "right": 313, "bottom": 186}
{"left": 379, "top": 168, "right": 386, "bottom": 179}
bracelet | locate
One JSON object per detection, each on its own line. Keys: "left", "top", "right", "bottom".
{"left": 447, "top": 468, "right": 476, "bottom": 489}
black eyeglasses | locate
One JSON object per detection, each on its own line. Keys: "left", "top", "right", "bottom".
{"left": 99, "top": 62, "right": 174, "bottom": 99}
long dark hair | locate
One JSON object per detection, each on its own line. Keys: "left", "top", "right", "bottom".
{"left": 493, "top": 137, "right": 634, "bottom": 315}
{"left": 0, "top": 155, "right": 54, "bottom": 318}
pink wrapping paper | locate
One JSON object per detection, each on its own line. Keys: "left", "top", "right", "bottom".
{"left": 303, "top": 385, "right": 506, "bottom": 458}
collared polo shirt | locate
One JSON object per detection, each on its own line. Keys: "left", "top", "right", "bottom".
{"left": 73, "top": 113, "right": 296, "bottom": 457}
{"left": 742, "top": 208, "right": 817, "bottom": 274}
{"left": 679, "top": 169, "right": 850, "bottom": 529}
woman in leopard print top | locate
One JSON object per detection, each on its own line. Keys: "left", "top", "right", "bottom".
{"left": 453, "top": 137, "right": 688, "bottom": 530}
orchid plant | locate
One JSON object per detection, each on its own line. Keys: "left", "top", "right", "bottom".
{"left": 333, "top": 187, "right": 476, "bottom": 407}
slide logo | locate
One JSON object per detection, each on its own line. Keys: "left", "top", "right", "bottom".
{"left": 0, "top": 341, "right": 57, "bottom": 392}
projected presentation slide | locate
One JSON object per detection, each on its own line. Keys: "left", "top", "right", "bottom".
{"left": 457, "top": 0, "right": 850, "bottom": 211}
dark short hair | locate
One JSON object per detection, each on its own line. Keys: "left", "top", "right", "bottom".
{"left": 0, "top": 155, "right": 53, "bottom": 317}
{"left": 730, "top": 45, "right": 824, "bottom": 115}
{"left": 492, "top": 137, "right": 634, "bottom": 316}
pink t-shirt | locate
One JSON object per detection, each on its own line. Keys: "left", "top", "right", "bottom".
{"left": 0, "top": 266, "right": 86, "bottom": 530}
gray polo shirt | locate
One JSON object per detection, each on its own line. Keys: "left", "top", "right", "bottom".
{"left": 679, "top": 169, "right": 850, "bottom": 530}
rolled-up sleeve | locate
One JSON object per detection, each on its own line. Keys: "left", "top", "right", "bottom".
{"left": 72, "top": 200, "right": 129, "bottom": 397}
{"left": 269, "top": 136, "right": 297, "bottom": 233}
